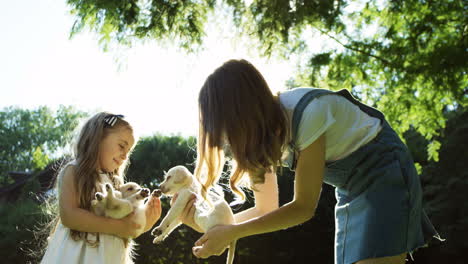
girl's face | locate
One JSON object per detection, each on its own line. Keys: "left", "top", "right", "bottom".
{"left": 98, "top": 128, "right": 135, "bottom": 173}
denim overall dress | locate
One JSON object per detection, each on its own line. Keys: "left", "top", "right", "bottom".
{"left": 286, "top": 88, "right": 441, "bottom": 264}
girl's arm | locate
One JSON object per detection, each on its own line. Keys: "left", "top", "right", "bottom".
{"left": 234, "top": 170, "right": 279, "bottom": 223}
{"left": 59, "top": 166, "right": 141, "bottom": 238}
{"left": 193, "top": 135, "right": 325, "bottom": 258}
{"left": 143, "top": 194, "right": 162, "bottom": 233}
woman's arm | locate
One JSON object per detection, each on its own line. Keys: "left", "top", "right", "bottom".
{"left": 59, "top": 166, "right": 141, "bottom": 238}
{"left": 234, "top": 170, "right": 279, "bottom": 223}
{"left": 178, "top": 171, "right": 279, "bottom": 230}
{"left": 193, "top": 135, "right": 325, "bottom": 258}
{"left": 235, "top": 133, "right": 324, "bottom": 234}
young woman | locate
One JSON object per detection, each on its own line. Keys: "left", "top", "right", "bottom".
{"left": 184, "top": 59, "right": 440, "bottom": 264}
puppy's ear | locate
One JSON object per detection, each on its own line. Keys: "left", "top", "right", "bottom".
{"left": 173, "top": 178, "right": 184, "bottom": 185}
{"left": 173, "top": 173, "right": 186, "bottom": 185}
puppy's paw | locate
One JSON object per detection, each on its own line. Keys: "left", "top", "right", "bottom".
{"left": 152, "top": 236, "right": 164, "bottom": 244}
{"left": 105, "top": 183, "right": 112, "bottom": 191}
{"left": 140, "top": 188, "right": 150, "bottom": 198}
{"left": 112, "top": 176, "right": 122, "bottom": 188}
{"left": 151, "top": 226, "right": 167, "bottom": 244}
{"left": 151, "top": 227, "right": 162, "bottom": 237}
{"left": 152, "top": 189, "right": 162, "bottom": 197}
{"left": 95, "top": 192, "right": 104, "bottom": 201}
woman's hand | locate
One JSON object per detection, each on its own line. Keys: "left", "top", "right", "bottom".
{"left": 172, "top": 193, "right": 203, "bottom": 232}
{"left": 192, "top": 224, "right": 239, "bottom": 259}
{"left": 143, "top": 194, "right": 162, "bottom": 233}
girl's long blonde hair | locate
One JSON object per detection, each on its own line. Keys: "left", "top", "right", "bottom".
{"left": 52, "top": 112, "right": 134, "bottom": 245}
{"left": 195, "top": 59, "right": 288, "bottom": 203}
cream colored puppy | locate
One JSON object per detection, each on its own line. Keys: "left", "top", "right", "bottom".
{"left": 91, "top": 182, "right": 155, "bottom": 264}
{"left": 151, "top": 165, "right": 236, "bottom": 264}
{"left": 91, "top": 182, "right": 150, "bottom": 237}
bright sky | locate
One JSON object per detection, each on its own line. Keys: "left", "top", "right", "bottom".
{"left": 0, "top": 0, "right": 302, "bottom": 138}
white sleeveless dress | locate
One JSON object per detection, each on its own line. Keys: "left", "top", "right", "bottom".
{"left": 41, "top": 164, "right": 131, "bottom": 264}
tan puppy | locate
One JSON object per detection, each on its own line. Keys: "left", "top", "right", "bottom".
{"left": 151, "top": 165, "right": 236, "bottom": 264}
{"left": 91, "top": 182, "right": 150, "bottom": 237}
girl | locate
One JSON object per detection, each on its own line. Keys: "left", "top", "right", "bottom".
{"left": 184, "top": 59, "right": 441, "bottom": 264}
{"left": 41, "top": 112, "right": 162, "bottom": 264}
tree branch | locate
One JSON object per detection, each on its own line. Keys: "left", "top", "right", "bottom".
{"left": 314, "top": 27, "right": 392, "bottom": 66}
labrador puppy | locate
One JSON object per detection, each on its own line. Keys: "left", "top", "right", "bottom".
{"left": 151, "top": 165, "right": 236, "bottom": 264}
{"left": 91, "top": 182, "right": 155, "bottom": 237}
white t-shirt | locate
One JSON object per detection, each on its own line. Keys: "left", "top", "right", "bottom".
{"left": 279, "top": 88, "right": 382, "bottom": 163}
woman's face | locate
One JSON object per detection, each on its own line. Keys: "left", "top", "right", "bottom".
{"left": 98, "top": 128, "right": 135, "bottom": 173}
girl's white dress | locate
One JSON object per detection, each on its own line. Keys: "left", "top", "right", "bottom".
{"left": 41, "top": 165, "right": 131, "bottom": 264}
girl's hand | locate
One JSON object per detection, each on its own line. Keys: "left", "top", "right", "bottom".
{"left": 172, "top": 193, "right": 203, "bottom": 232}
{"left": 117, "top": 213, "right": 141, "bottom": 238}
{"left": 144, "top": 194, "right": 162, "bottom": 233}
{"left": 192, "top": 225, "right": 238, "bottom": 259}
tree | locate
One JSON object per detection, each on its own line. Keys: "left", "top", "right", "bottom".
{"left": 67, "top": 0, "right": 216, "bottom": 51}
{"left": 414, "top": 109, "right": 468, "bottom": 264}
{"left": 66, "top": 0, "right": 467, "bottom": 162}
{"left": 0, "top": 106, "right": 87, "bottom": 185}
{"left": 287, "top": 0, "right": 467, "bottom": 163}
{"left": 126, "top": 133, "right": 197, "bottom": 187}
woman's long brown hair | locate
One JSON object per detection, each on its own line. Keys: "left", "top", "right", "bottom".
{"left": 195, "top": 59, "right": 288, "bottom": 203}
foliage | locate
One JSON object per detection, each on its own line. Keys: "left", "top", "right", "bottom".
{"left": 67, "top": 0, "right": 216, "bottom": 51}
{"left": 413, "top": 109, "right": 468, "bottom": 264}
{"left": 230, "top": 178, "right": 336, "bottom": 264}
{"left": 126, "top": 133, "right": 197, "bottom": 188}
{"left": 0, "top": 178, "right": 47, "bottom": 263}
{"left": 0, "top": 106, "right": 87, "bottom": 185}
{"left": 66, "top": 0, "right": 467, "bottom": 163}
{"left": 287, "top": 0, "right": 467, "bottom": 163}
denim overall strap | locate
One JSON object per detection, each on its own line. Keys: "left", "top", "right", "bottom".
{"left": 289, "top": 88, "right": 336, "bottom": 170}
{"left": 333, "top": 89, "right": 385, "bottom": 122}
{"left": 289, "top": 88, "right": 380, "bottom": 170}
